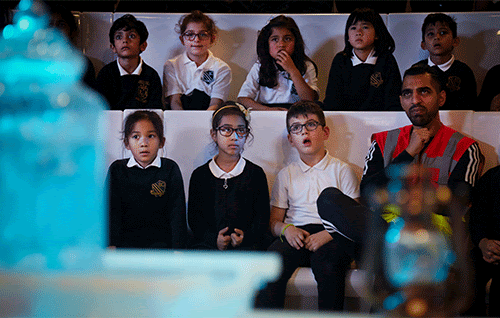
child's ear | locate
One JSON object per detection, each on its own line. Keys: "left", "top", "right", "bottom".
{"left": 420, "top": 41, "right": 427, "bottom": 51}
{"left": 111, "top": 43, "right": 117, "bottom": 54}
{"left": 287, "top": 133, "right": 294, "bottom": 146}
{"left": 210, "top": 129, "right": 217, "bottom": 142}
{"left": 210, "top": 34, "right": 216, "bottom": 45}
{"left": 139, "top": 41, "right": 147, "bottom": 53}
{"left": 124, "top": 140, "right": 130, "bottom": 150}
{"left": 159, "top": 137, "right": 166, "bottom": 149}
{"left": 322, "top": 125, "right": 330, "bottom": 140}
{"left": 179, "top": 35, "right": 185, "bottom": 45}
{"left": 452, "top": 36, "right": 460, "bottom": 48}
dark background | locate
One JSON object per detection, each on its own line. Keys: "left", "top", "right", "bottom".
{"left": 2, "top": 0, "right": 499, "bottom": 14}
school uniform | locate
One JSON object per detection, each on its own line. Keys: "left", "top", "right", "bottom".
{"left": 477, "top": 64, "right": 500, "bottom": 111}
{"left": 188, "top": 157, "right": 270, "bottom": 250}
{"left": 163, "top": 51, "right": 231, "bottom": 110}
{"left": 412, "top": 55, "right": 477, "bottom": 110}
{"left": 323, "top": 49, "right": 402, "bottom": 111}
{"left": 255, "top": 151, "right": 360, "bottom": 311}
{"left": 107, "top": 156, "right": 187, "bottom": 249}
{"left": 238, "top": 60, "right": 319, "bottom": 107}
{"left": 96, "top": 57, "right": 163, "bottom": 110}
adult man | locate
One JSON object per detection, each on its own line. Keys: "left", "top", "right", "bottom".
{"left": 317, "top": 64, "right": 482, "bottom": 246}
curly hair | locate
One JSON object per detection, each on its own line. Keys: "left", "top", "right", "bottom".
{"left": 175, "top": 10, "right": 217, "bottom": 37}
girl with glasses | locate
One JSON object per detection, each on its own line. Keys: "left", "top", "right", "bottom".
{"left": 188, "top": 102, "right": 271, "bottom": 251}
{"left": 163, "top": 10, "right": 231, "bottom": 111}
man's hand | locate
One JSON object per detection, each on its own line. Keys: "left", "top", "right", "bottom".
{"left": 406, "top": 128, "right": 432, "bottom": 157}
{"left": 304, "top": 230, "right": 333, "bottom": 252}
{"left": 479, "top": 238, "right": 500, "bottom": 264}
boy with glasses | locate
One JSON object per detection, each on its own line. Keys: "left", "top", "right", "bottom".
{"left": 96, "top": 14, "right": 162, "bottom": 110}
{"left": 255, "top": 100, "right": 360, "bottom": 311}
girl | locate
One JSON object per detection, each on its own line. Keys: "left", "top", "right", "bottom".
{"left": 237, "top": 15, "right": 319, "bottom": 111}
{"left": 107, "top": 110, "right": 187, "bottom": 249}
{"left": 188, "top": 102, "right": 270, "bottom": 250}
{"left": 163, "top": 10, "right": 231, "bottom": 111}
{"left": 323, "top": 7, "right": 402, "bottom": 111}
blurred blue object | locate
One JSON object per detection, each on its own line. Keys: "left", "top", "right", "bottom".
{"left": 0, "top": 0, "right": 106, "bottom": 271}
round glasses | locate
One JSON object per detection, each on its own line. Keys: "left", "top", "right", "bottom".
{"left": 288, "top": 120, "right": 321, "bottom": 134}
{"left": 217, "top": 126, "right": 249, "bottom": 138}
{"left": 182, "top": 31, "right": 211, "bottom": 41}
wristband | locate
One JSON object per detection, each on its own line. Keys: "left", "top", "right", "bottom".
{"left": 280, "top": 224, "right": 294, "bottom": 242}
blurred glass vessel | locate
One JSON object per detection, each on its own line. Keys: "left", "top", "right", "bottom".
{"left": 0, "top": 0, "right": 106, "bottom": 271}
{"left": 355, "top": 164, "right": 472, "bottom": 317}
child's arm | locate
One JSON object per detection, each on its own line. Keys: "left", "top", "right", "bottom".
{"left": 207, "top": 64, "right": 232, "bottom": 111}
{"left": 324, "top": 53, "right": 347, "bottom": 110}
{"left": 270, "top": 206, "right": 309, "bottom": 250}
{"left": 168, "top": 94, "right": 184, "bottom": 110}
{"left": 275, "top": 51, "right": 318, "bottom": 101}
{"left": 207, "top": 98, "right": 223, "bottom": 111}
{"left": 167, "top": 161, "right": 187, "bottom": 249}
{"left": 237, "top": 96, "right": 286, "bottom": 111}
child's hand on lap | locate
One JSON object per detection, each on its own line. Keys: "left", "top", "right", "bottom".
{"left": 284, "top": 226, "right": 310, "bottom": 250}
{"left": 304, "top": 230, "right": 333, "bottom": 252}
{"left": 230, "top": 228, "right": 244, "bottom": 248}
{"left": 217, "top": 227, "right": 231, "bottom": 250}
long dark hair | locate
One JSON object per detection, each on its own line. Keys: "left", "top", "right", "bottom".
{"left": 343, "top": 7, "right": 395, "bottom": 57}
{"left": 257, "top": 15, "right": 313, "bottom": 88}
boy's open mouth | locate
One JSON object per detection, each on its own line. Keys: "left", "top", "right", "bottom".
{"left": 303, "top": 138, "right": 311, "bottom": 146}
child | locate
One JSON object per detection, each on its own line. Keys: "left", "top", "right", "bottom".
{"left": 237, "top": 15, "right": 319, "bottom": 111}
{"left": 96, "top": 14, "right": 162, "bottom": 110}
{"left": 477, "top": 64, "right": 500, "bottom": 111}
{"left": 107, "top": 111, "right": 186, "bottom": 249}
{"left": 163, "top": 10, "right": 231, "bottom": 111}
{"left": 412, "top": 13, "right": 477, "bottom": 110}
{"left": 254, "top": 101, "right": 360, "bottom": 311}
{"left": 323, "top": 7, "right": 402, "bottom": 111}
{"left": 188, "top": 102, "right": 270, "bottom": 250}
{"left": 47, "top": 3, "right": 96, "bottom": 90}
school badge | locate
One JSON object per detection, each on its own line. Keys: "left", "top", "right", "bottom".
{"left": 150, "top": 180, "right": 166, "bottom": 198}
{"left": 202, "top": 70, "right": 214, "bottom": 85}
{"left": 370, "top": 72, "right": 383, "bottom": 88}
{"left": 136, "top": 80, "right": 150, "bottom": 103}
{"left": 446, "top": 76, "right": 461, "bottom": 92}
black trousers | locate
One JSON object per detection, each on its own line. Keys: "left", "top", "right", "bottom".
{"left": 254, "top": 224, "right": 355, "bottom": 311}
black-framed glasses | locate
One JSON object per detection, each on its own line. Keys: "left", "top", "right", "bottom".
{"left": 288, "top": 120, "right": 321, "bottom": 134}
{"left": 182, "top": 31, "right": 211, "bottom": 41}
{"left": 217, "top": 126, "right": 249, "bottom": 138}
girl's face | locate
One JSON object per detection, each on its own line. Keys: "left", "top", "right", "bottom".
{"left": 211, "top": 114, "right": 247, "bottom": 159}
{"left": 268, "top": 27, "right": 295, "bottom": 60}
{"left": 125, "top": 119, "right": 165, "bottom": 168}
{"left": 348, "top": 20, "right": 377, "bottom": 53}
{"left": 180, "top": 22, "right": 214, "bottom": 61}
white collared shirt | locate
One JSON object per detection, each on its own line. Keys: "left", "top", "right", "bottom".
{"left": 209, "top": 156, "right": 246, "bottom": 179}
{"left": 117, "top": 56, "right": 143, "bottom": 76}
{"left": 427, "top": 54, "right": 455, "bottom": 72}
{"left": 271, "top": 150, "right": 360, "bottom": 227}
{"left": 126, "top": 155, "right": 161, "bottom": 169}
{"left": 163, "top": 50, "right": 232, "bottom": 100}
{"left": 351, "top": 48, "right": 378, "bottom": 66}
{"left": 238, "top": 60, "right": 319, "bottom": 104}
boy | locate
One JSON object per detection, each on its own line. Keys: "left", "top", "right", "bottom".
{"left": 255, "top": 101, "right": 360, "bottom": 311}
{"left": 412, "top": 13, "right": 477, "bottom": 110}
{"left": 96, "top": 14, "right": 162, "bottom": 110}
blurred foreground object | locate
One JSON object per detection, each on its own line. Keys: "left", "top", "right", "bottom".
{"left": 0, "top": 0, "right": 106, "bottom": 271}
{"left": 353, "top": 164, "right": 472, "bottom": 317}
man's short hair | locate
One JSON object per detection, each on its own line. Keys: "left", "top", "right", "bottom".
{"left": 109, "top": 14, "right": 149, "bottom": 45}
{"left": 286, "top": 101, "right": 326, "bottom": 132}
{"left": 403, "top": 65, "right": 444, "bottom": 92}
{"left": 421, "top": 13, "right": 458, "bottom": 41}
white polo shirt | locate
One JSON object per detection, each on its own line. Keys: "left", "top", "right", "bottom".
{"left": 163, "top": 50, "right": 232, "bottom": 101}
{"left": 271, "top": 151, "right": 360, "bottom": 226}
{"left": 238, "top": 60, "right": 319, "bottom": 104}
